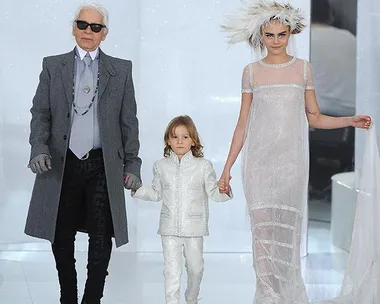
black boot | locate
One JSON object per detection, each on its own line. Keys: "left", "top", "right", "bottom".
{"left": 81, "top": 233, "right": 112, "bottom": 304}
{"left": 52, "top": 243, "right": 78, "bottom": 304}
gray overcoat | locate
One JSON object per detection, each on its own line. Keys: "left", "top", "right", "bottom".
{"left": 24, "top": 48, "right": 141, "bottom": 247}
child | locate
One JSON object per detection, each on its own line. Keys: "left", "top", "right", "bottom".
{"left": 132, "top": 115, "right": 232, "bottom": 304}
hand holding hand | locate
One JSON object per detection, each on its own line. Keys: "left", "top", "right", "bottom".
{"left": 124, "top": 172, "right": 142, "bottom": 191}
{"left": 351, "top": 115, "right": 371, "bottom": 129}
{"left": 28, "top": 154, "right": 52, "bottom": 174}
{"left": 218, "top": 170, "right": 232, "bottom": 194}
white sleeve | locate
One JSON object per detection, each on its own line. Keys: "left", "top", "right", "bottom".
{"left": 204, "top": 160, "right": 232, "bottom": 202}
{"left": 132, "top": 162, "right": 162, "bottom": 201}
{"left": 242, "top": 64, "right": 253, "bottom": 93}
{"left": 304, "top": 60, "right": 315, "bottom": 91}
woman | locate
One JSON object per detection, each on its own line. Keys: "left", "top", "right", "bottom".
{"left": 218, "top": 1, "right": 371, "bottom": 303}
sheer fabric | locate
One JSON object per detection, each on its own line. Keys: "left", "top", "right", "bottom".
{"left": 242, "top": 57, "right": 312, "bottom": 303}
{"left": 241, "top": 57, "right": 380, "bottom": 304}
{"left": 319, "top": 124, "right": 380, "bottom": 304}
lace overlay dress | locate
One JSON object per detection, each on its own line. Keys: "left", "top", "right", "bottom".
{"left": 241, "top": 57, "right": 314, "bottom": 304}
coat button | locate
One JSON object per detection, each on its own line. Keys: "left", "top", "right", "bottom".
{"left": 67, "top": 113, "right": 70, "bottom": 118}
{"left": 63, "top": 135, "right": 67, "bottom": 140}
{"left": 61, "top": 156, "right": 64, "bottom": 162}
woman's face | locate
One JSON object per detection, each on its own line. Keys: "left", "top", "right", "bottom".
{"left": 262, "top": 20, "right": 291, "bottom": 55}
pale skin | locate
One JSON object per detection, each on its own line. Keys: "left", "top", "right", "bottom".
{"left": 218, "top": 20, "right": 371, "bottom": 193}
{"left": 72, "top": 8, "right": 107, "bottom": 52}
{"left": 167, "top": 125, "right": 195, "bottom": 160}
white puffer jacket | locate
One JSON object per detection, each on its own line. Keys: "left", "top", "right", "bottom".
{"left": 132, "top": 151, "right": 232, "bottom": 237}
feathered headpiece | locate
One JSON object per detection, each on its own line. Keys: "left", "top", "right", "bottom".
{"left": 221, "top": 0, "right": 306, "bottom": 50}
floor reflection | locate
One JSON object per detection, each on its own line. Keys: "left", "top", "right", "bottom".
{"left": 0, "top": 221, "right": 347, "bottom": 304}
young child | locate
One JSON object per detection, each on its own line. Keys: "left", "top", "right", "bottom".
{"left": 132, "top": 115, "right": 232, "bottom": 304}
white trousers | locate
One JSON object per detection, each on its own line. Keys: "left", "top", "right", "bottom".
{"left": 161, "top": 236, "right": 204, "bottom": 304}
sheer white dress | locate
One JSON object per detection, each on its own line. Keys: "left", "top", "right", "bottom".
{"left": 241, "top": 56, "right": 312, "bottom": 303}
{"left": 241, "top": 56, "right": 380, "bottom": 304}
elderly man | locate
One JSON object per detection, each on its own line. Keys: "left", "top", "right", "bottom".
{"left": 25, "top": 3, "right": 141, "bottom": 303}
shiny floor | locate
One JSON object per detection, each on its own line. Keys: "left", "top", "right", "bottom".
{"left": 0, "top": 219, "right": 348, "bottom": 304}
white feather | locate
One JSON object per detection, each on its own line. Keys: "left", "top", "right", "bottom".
{"left": 221, "top": 0, "right": 306, "bottom": 49}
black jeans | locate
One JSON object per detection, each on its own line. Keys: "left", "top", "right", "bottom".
{"left": 52, "top": 149, "right": 114, "bottom": 304}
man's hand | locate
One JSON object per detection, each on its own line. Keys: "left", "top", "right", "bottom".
{"left": 28, "top": 154, "right": 52, "bottom": 174}
{"left": 124, "top": 172, "right": 142, "bottom": 191}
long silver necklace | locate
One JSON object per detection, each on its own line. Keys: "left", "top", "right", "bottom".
{"left": 72, "top": 57, "right": 100, "bottom": 116}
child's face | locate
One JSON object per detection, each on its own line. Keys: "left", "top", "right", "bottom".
{"left": 168, "top": 125, "right": 195, "bottom": 160}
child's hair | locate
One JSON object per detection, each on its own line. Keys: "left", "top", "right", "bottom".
{"left": 163, "top": 115, "right": 204, "bottom": 158}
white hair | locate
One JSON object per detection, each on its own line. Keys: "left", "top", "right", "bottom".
{"left": 73, "top": 2, "right": 109, "bottom": 33}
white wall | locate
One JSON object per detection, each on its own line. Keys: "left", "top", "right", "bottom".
{"left": 0, "top": 0, "right": 310, "bottom": 253}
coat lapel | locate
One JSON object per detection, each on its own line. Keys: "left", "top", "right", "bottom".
{"left": 61, "top": 49, "right": 75, "bottom": 108}
{"left": 98, "top": 49, "right": 116, "bottom": 101}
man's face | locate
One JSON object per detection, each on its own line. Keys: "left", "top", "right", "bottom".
{"left": 72, "top": 9, "right": 107, "bottom": 52}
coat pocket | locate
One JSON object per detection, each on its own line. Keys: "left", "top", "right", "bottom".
{"left": 161, "top": 205, "right": 171, "bottom": 219}
{"left": 187, "top": 212, "right": 204, "bottom": 220}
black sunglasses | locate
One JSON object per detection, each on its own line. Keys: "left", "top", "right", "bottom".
{"left": 76, "top": 20, "right": 106, "bottom": 33}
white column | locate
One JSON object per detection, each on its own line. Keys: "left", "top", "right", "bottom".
{"left": 355, "top": 0, "right": 380, "bottom": 185}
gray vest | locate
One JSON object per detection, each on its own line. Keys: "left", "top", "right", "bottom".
{"left": 72, "top": 48, "right": 101, "bottom": 149}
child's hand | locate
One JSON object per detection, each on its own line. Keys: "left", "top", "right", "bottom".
{"left": 218, "top": 170, "right": 232, "bottom": 194}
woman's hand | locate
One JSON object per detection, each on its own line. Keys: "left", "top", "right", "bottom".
{"left": 351, "top": 115, "right": 371, "bottom": 129}
{"left": 218, "top": 170, "right": 232, "bottom": 194}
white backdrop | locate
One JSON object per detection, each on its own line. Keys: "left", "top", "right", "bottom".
{"left": 0, "top": 0, "right": 310, "bottom": 253}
